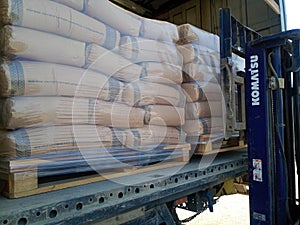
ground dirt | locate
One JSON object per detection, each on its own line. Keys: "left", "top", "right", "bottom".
{"left": 176, "top": 194, "right": 250, "bottom": 225}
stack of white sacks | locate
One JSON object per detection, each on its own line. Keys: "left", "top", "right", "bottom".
{"left": 0, "top": 0, "right": 187, "bottom": 159}
{"left": 177, "top": 24, "right": 224, "bottom": 141}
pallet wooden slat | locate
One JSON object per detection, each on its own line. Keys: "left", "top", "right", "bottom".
{"left": 0, "top": 144, "right": 191, "bottom": 198}
{"left": 194, "top": 139, "right": 247, "bottom": 155}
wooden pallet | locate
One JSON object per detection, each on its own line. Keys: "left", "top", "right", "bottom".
{"left": 193, "top": 136, "right": 247, "bottom": 155}
{"left": 0, "top": 144, "right": 191, "bottom": 198}
{"left": 234, "top": 175, "right": 249, "bottom": 194}
{"left": 234, "top": 183, "right": 249, "bottom": 194}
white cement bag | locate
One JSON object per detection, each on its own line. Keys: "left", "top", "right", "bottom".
{"left": 1, "top": 27, "right": 141, "bottom": 82}
{"left": 123, "top": 125, "right": 186, "bottom": 147}
{"left": 122, "top": 81, "right": 186, "bottom": 107}
{"left": 183, "top": 118, "right": 224, "bottom": 135}
{"left": 140, "top": 18, "right": 179, "bottom": 42}
{"left": 0, "top": 61, "right": 123, "bottom": 100}
{"left": 182, "top": 82, "right": 201, "bottom": 102}
{"left": 0, "top": 125, "right": 124, "bottom": 157}
{"left": 119, "top": 36, "right": 182, "bottom": 65}
{"left": 182, "top": 82, "right": 222, "bottom": 102}
{"left": 185, "top": 101, "right": 223, "bottom": 119}
{"left": 183, "top": 63, "right": 220, "bottom": 82}
{"left": 1, "top": 26, "right": 86, "bottom": 67}
{"left": 140, "top": 62, "right": 183, "bottom": 84}
{"left": 86, "top": 44, "right": 143, "bottom": 82}
{"left": 177, "top": 24, "right": 220, "bottom": 52}
{"left": 52, "top": 0, "right": 85, "bottom": 11}
{"left": 85, "top": 0, "right": 142, "bottom": 36}
{"left": 177, "top": 44, "right": 220, "bottom": 66}
{"left": 145, "top": 105, "right": 185, "bottom": 126}
{"left": 182, "top": 119, "right": 205, "bottom": 136}
{"left": 1, "top": 0, "right": 120, "bottom": 49}
{"left": 0, "top": 97, "right": 146, "bottom": 129}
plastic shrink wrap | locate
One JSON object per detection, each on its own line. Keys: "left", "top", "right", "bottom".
{"left": 0, "top": 2, "right": 225, "bottom": 198}
{"left": 176, "top": 24, "right": 224, "bottom": 145}
{"left": 0, "top": 0, "right": 120, "bottom": 49}
{"left": 0, "top": 60, "right": 123, "bottom": 99}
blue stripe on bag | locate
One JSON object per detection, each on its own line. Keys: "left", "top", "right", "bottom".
{"left": 103, "top": 25, "right": 117, "bottom": 50}
{"left": 140, "top": 63, "right": 147, "bottom": 78}
{"left": 14, "top": 128, "right": 31, "bottom": 157}
{"left": 88, "top": 98, "right": 95, "bottom": 124}
{"left": 131, "top": 130, "right": 141, "bottom": 146}
{"left": 11, "top": 0, "right": 23, "bottom": 25}
{"left": 82, "top": 0, "right": 88, "bottom": 13}
{"left": 193, "top": 47, "right": 199, "bottom": 63}
{"left": 84, "top": 42, "right": 91, "bottom": 68}
{"left": 108, "top": 78, "right": 120, "bottom": 101}
{"left": 131, "top": 83, "right": 140, "bottom": 106}
{"left": 129, "top": 36, "right": 139, "bottom": 61}
{"left": 9, "top": 61, "right": 25, "bottom": 96}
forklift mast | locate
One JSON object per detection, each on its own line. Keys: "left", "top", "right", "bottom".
{"left": 220, "top": 8, "right": 300, "bottom": 225}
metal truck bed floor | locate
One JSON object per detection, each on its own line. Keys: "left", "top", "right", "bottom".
{"left": 0, "top": 149, "right": 247, "bottom": 225}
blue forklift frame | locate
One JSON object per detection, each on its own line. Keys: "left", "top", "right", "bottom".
{"left": 220, "top": 8, "right": 300, "bottom": 225}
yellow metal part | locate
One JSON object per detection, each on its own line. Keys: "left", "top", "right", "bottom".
{"left": 217, "top": 179, "right": 237, "bottom": 196}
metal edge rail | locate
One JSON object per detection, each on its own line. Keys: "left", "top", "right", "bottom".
{"left": 0, "top": 150, "right": 247, "bottom": 225}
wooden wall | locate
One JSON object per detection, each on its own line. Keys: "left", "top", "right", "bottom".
{"left": 156, "top": 0, "right": 281, "bottom": 35}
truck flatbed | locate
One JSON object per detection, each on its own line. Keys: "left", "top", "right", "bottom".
{"left": 0, "top": 149, "right": 247, "bottom": 225}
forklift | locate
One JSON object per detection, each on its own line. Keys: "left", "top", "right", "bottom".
{"left": 220, "top": 8, "right": 300, "bottom": 225}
